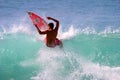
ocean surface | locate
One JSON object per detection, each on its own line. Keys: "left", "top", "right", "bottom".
{"left": 0, "top": 0, "right": 120, "bottom": 80}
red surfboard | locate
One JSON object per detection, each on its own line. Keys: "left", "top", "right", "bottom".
{"left": 27, "top": 12, "right": 48, "bottom": 31}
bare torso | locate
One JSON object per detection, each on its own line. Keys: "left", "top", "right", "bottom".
{"left": 46, "top": 29, "right": 57, "bottom": 47}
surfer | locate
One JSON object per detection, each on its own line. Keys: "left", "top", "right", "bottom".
{"left": 35, "top": 16, "right": 62, "bottom": 48}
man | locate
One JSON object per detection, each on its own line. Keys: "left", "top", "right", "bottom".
{"left": 35, "top": 16, "right": 62, "bottom": 48}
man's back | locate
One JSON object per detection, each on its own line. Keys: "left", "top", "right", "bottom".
{"left": 46, "top": 28, "right": 58, "bottom": 47}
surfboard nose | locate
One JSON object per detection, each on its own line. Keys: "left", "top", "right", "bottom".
{"left": 27, "top": 12, "right": 32, "bottom": 15}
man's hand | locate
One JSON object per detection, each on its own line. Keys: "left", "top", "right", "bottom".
{"left": 46, "top": 16, "right": 58, "bottom": 22}
{"left": 46, "top": 16, "right": 59, "bottom": 31}
{"left": 47, "top": 16, "right": 52, "bottom": 20}
{"left": 34, "top": 24, "right": 37, "bottom": 27}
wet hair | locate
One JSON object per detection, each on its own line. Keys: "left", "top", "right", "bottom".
{"left": 48, "top": 23, "right": 54, "bottom": 29}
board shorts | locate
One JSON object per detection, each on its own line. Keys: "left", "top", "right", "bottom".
{"left": 55, "top": 38, "right": 61, "bottom": 45}
{"left": 47, "top": 38, "right": 62, "bottom": 48}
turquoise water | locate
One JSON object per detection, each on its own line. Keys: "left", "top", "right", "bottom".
{"left": 0, "top": 0, "right": 120, "bottom": 80}
{"left": 0, "top": 30, "right": 120, "bottom": 80}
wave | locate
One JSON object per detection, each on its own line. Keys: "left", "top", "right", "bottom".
{"left": 0, "top": 24, "right": 120, "bottom": 80}
{"left": 30, "top": 48, "right": 120, "bottom": 80}
{"left": 1, "top": 24, "right": 120, "bottom": 40}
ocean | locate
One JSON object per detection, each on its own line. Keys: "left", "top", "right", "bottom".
{"left": 0, "top": 0, "right": 120, "bottom": 80}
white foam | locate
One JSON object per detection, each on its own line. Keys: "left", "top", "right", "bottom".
{"left": 79, "top": 27, "right": 97, "bottom": 34}
{"left": 59, "top": 26, "right": 97, "bottom": 38}
{"left": 36, "top": 48, "right": 65, "bottom": 65}
{"left": 99, "top": 27, "right": 120, "bottom": 35}
{"left": 82, "top": 63, "right": 120, "bottom": 80}
{"left": 0, "top": 24, "right": 34, "bottom": 35}
{"left": 58, "top": 25, "right": 79, "bottom": 40}
{"left": 57, "top": 26, "right": 120, "bottom": 41}
{"left": 31, "top": 48, "right": 120, "bottom": 80}
{"left": 65, "top": 53, "right": 120, "bottom": 80}
{"left": 31, "top": 48, "right": 66, "bottom": 80}
{"left": 9, "top": 24, "right": 34, "bottom": 34}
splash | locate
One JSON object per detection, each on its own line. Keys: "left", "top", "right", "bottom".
{"left": 0, "top": 24, "right": 33, "bottom": 34}
{"left": 58, "top": 25, "right": 79, "bottom": 40}
{"left": 31, "top": 48, "right": 120, "bottom": 80}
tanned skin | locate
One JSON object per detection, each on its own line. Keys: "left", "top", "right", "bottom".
{"left": 35, "top": 16, "right": 61, "bottom": 47}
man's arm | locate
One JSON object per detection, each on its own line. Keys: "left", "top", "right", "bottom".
{"left": 47, "top": 17, "right": 59, "bottom": 31}
{"left": 35, "top": 25, "right": 47, "bottom": 35}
